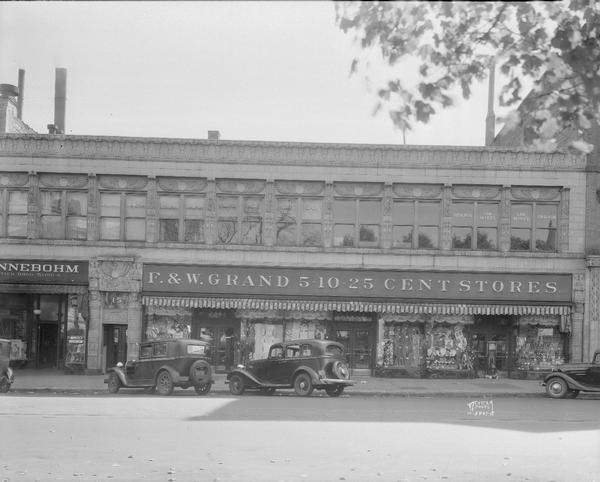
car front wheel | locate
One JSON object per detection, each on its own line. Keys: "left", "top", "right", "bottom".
{"left": 325, "top": 385, "right": 344, "bottom": 397}
{"left": 107, "top": 372, "right": 122, "bottom": 394}
{"left": 194, "top": 383, "right": 211, "bottom": 396}
{"left": 294, "top": 372, "right": 314, "bottom": 397}
{"left": 229, "top": 374, "right": 245, "bottom": 396}
{"left": 545, "top": 377, "right": 569, "bottom": 399}
{"left": 156, "top": 370, "right": 174, "bottom": 396}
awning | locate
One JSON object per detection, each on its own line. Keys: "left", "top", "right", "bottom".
{"left": 141, "top": 296, "right": 571, "bottom": 316}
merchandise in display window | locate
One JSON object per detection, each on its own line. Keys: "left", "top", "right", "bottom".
{"left": 514, "top": 317, "right": 565, "bottom": 372}
{"left": 144, "top": 305, "right": 191, "bottom": 340}
{"left": 381, "top": 322, "right": 424, "bottom": 375}
{"left": 426, "top": 323, "right": 474, "bottom": 375}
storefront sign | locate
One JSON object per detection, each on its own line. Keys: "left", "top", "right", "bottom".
{"left": 142, "top": 265, "right": 572, "bottom": 303}
{"left": 0, "top": 260, "right": 88, "bottom": 284}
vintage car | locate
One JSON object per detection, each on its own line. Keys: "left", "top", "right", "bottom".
{"left": 542, "top": 349, "right": 600, "bottom": 398}
{"left": 105, "top": 338, "right": 214, "bottom": 396}
{"left": 226, "top": 339, "right": 354, "bottom": 397}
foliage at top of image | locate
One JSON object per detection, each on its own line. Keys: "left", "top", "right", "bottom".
{"left": 336, "top": 0, "right": 600, "bottom": 153}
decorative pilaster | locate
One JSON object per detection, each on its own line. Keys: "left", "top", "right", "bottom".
{"left": 205, "top": 178, "right": 216, "bottom": 246}
{"left": 323, "top": 182, "right": 333, "bottom": 248}
{"left": 87, "top": 174, "right": 98, "bottom": 241}
{"left": 381, "top": 183, "right": 393, "bottom": 249}
{"left": 559, "top": 188, "right": 569, "bottom": 253}
{"left": 499, "top": 186, "right": 511, "bottom": 252}
{"left": 146, "top": 176, "right": 157, "bottom": 243}
{"left": 27, "top": 171, "right": 39, "bottom": 239}
{"left": 440, "top": 184, "right": 452, "bottom": 250}
{"left": 263, "top": 180, "right": 275, "bottom": 246}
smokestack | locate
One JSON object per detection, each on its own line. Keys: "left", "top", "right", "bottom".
{"left": 485, "top": 60, "right": 496, "bottom": 146}
{"left": 208, "top": 130, "right": 220, "bottom": 141}
{"left": 17, "top": 69, "right": 24, "bottom": 120}
{"left": 54, "top": 68, "right": 67, "bottom": 134}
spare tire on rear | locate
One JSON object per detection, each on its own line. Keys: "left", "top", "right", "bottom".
{"left": 189, "top": 360, "right": 212, "bottom": 385}
{"left": 332, "top": 361, "right": 350, "bottom": 380}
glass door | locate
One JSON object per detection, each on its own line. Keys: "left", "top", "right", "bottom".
{"left": 334, "top": 323, "right": 373, "bottom": 372}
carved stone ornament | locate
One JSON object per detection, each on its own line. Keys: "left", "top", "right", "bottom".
{"left": 38, "top": 173, "right": 89, "bottom": 189}
{"left": 275, "top": 180, "right": 325, "bottom": 196}
{"left": 393, "top": 183, "right": 443, "bottom": 198}
{"left": 333, "top": 182, "right": 383, "bottom": 197}
{"left": 452, "top": 185, "right": 501, "bottom": 200}
{"left": 0, "top": 172, "right": 29, "bottom": 187}
{"left": 98, "top": 175, "right": 148, "bottom": 190}
{"left": 511, "top": 186, "right": 560, "bottom": 201}
{"left": 100, "top": 260, "right": 132, "bottom": 279}
{"left": 216, "top": 179, "right": 265, "bottom": 194}
{"left": 157, "top": 177, "right": 207, "bottom": 192}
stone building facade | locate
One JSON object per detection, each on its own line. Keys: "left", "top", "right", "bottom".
{"left": 0, "top": 132, "right": 594, "bottom": 378}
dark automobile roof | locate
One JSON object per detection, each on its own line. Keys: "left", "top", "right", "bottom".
{"left": 277, "top": 339, "right": 344, "bottom": 348}
{"left": 145, "top": 338, "right": 209, "bottom": 345}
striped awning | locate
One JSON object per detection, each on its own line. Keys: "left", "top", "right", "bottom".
{"left": 142, "top": 296, "right": 571, "bottom": 316}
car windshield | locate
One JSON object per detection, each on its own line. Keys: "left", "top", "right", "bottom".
{"left": 326, "top": 345, "right": 343, "bottom": 355}
{"left": 187, "top": 344, "right": 206, "bottom": 355}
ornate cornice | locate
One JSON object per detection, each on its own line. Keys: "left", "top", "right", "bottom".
{"left": 0, "top": 134, "right": 586, "bottom": 171}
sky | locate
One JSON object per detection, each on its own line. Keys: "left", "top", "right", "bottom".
{"left": 0, "top": 1, "right": 504, "bottom": 146}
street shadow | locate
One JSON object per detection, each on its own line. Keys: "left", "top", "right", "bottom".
{"left": 184, "top": 391, "right": 600, "bottom": 433}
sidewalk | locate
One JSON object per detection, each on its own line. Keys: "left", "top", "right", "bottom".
{"left": 7, "top": 368, "right": 546, "bottom": 398}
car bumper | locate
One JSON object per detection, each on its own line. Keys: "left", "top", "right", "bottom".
{"left": 318, "top": 378, "right": 355, "bottom": 386}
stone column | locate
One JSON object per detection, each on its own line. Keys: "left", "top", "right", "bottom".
{"left": 87, "top": 174, "right": 98, "bottom": 241}
{"left": 585, "top": 258, "right": 600, "bottom": 362}
{"left": 263, "top": 180, "right": 275, "bottom": 246}
{"left": 558, "top": 188, "right": 570, "bottom": 253}
{"left": 27, "top": 171, "right": 39, "bottom": 239}
{"left": 323, "top": 182, "right": 333, "bottom": 248}
{"left": 381, "top": 183, "right": 393, "bottom": 249}
{"left": 205, "top": 178, "right": 216, "bottom": 246}
{"left": 146, "top": 176, "right": 157, "bottom": 243}
{"left": 440, "top": 184, "right": 452, "bottom": 250}
{"left": 499, "top": 186, "right": 511, "bottom": 252}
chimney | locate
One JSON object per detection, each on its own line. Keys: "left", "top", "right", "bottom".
{"left": 17, "top": 69, "right": 24, "bottom": 120}
{"left": 53, "top": 68, "right": 67, "bottom": 134}
{"left": 208, "top": 130, "right": 220, "bottom": 141}
{"left": 485, "top": 60, "right": 496, "bottom": 146}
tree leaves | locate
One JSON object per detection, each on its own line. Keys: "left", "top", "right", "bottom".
{"left": 335, "top": 0, "right": 600, "bottom": 153}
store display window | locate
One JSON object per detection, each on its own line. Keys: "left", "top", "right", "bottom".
{"left": 515, "top": 319, "right": 565, "bottom": 371}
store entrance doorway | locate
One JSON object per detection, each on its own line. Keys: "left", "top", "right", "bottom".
{"left": 469, "top": 316, "right": 514, "bottom": 377}
{"left": 104, "top": 324, "right": 128, "bottom": 371}
{"left": 192, "top": 309, "right": 238, "bottom": 373}
{"left": 333, "top": 317, "right": 374, "bottom": 374}
{"left": 37, "top": 323, "right": 58, "bottom": 368}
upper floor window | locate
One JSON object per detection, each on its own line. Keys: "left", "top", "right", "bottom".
{"left": 451, "top": 202, "right": 498, "bottom": 250}
{"left": 217, "top": 195, "right": 263, "bottom": 245}
{"left": 100, "top": 192, "right": 146, "bottom": 241}
{"left": 392, "top": 200, "right": 440, "bottom": 249}
{"left": 276, "top": 197, "right": 323, "bottom": 247}
{"left": 333, "top": 199, "right": 381, "bottom": 247}
{"left": 40, "top": 190, "right": 87, "bottom": 240}
{"left": 0, "top": 190, "right": 27, "bottom": 238}
{"left": 159, "top": 194, "right": 205, "bottom": 243}
{"left": 511, "top": 203, "right": 557, "bottom": 252}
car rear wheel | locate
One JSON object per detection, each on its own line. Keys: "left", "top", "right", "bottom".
{"left": 229, "top": 374, "right": 245, "bottom": 396}
{"left": 107, "top": 372, "right": 121, "bottom": 394}
{"left": 325, "top": 385, "right": 344, "bottom": 397}
{"left": 294, "top": 372, "right": 314, "bottom": 397}
{"left": 545, "top": 377, "right": 569, "bottom": 399}
{"left": 156, "top": 370, "right": 174, "bottom": 396}
{"left": 194, "top": 383, "right": 211, "bottom": 396}
{"left": 0, "top": 377, "right": 10, "bottom": 393}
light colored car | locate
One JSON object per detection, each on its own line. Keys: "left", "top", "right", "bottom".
{"left": 105, "top": 338, "right": 214, "bottom": 396}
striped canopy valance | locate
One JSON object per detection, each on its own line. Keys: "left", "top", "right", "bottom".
{"left": 142, "top": 296, "right": 571, "bottom": 316}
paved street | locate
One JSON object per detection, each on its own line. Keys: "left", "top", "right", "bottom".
{"left": 1, "top": 394, "right": 599, "bottom": 481}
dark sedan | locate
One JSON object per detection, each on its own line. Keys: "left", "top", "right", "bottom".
{"left": 226, "top": 339, "right": 354, "bottom": 397}
{"left": 543, "top": 349, "right": 600, "bottom": 398}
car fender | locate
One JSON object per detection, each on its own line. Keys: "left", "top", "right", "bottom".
{"left": 291, "top": 365, "right": 320, "bottom": 385}
{"left": 106, "top": 367, "right": 128, "bottom": 387}
{"left": 227, "top": 368, "right": 265, "bottom": 387}
{"left": 543, "top": 372, "right": 600, "bottom": 392}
